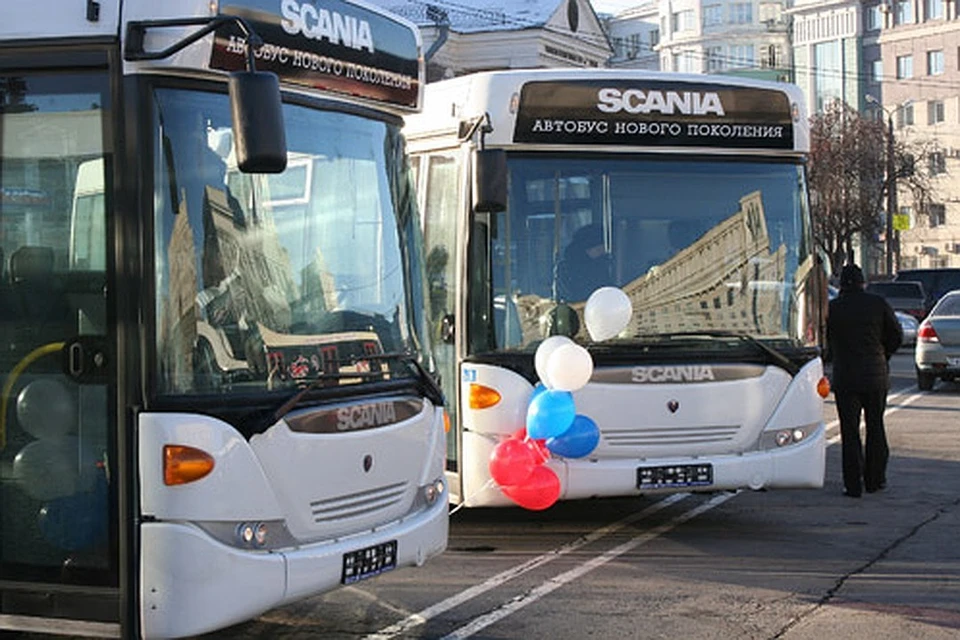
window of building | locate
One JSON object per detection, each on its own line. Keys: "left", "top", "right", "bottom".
{"left": 730, "top": 44, "right": 755, "bottom": 68}
{"left": 928, "top": 99, "right": 945, "bottom": 124}
{"left": 730, "top": 3, "right": 753, "bottom": 24}
{"left": 928, "top": 203, "right": 946, "bottom": 227}
{"left": 672, "top": 10, "right": 695, "bottom": 31}
{"left": 865, "top": 4, "right": 883, "bottom": 30}
{"left": 650, "top": 28, "right": 660, "bottom": 47}
{"left": 814, "top": 41, "right": 842, "bottom": 112}
{"left": 706, "top": 46, "right": 725, "bottom": 72}
{"left": 760, "top": 44, "right": 781, "bottom": 68}
{"left": 896, "top": 54, "right": 913, "bottom": 79}
{"left": 703, "top": 4, "right": 723, "bottom": 26}
{"left": 870, "top": 58, "right": 884, "bottom": 83}
{"left": 626, "top": 33, "right": 642, "bottom": 58}
{"left": 927, "top": 50, "right": 944, "bottom": 75}
{"left": 895, "top": 0, "right": 914, "bottom": 24}
{"left": 896, "top": 102, "right": 915, "bottom": 128}
{"left": 925, "top": 0, "right": 944, "bottom": 20}
{"left": 929, "top": 153, "right": 946, "bottom": 176}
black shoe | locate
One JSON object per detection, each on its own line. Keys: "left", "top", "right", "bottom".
{"left": 843, "top": 489, "right": 862, "bottom": 498}
{"left": 866, "top": 482, "right": 886, "bottom": 493}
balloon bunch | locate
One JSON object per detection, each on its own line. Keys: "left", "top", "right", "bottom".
{"left": 10, "top": 377, "right": 108, "bottom": 551}
{"left": 488, "top": 287, "right": 633, "bottom": 510}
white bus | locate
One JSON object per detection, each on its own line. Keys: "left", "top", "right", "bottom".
{"left": 0, "top": 1, "right": 447, "bottom": 637}
{"left": 404, "top": 69, "right": 830, "bottom": 508}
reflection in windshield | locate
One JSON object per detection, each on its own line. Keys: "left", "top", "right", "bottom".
{"left": 152, "top": 88, "right": 424, "bottom": 394}
{"left": 477, "top": 156, "right": 814, "bottom": 354}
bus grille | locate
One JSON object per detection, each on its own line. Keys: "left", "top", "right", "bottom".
{"left": 310, "top": 481, "right": 408, "bottom": 523}
{"left": 603, "top": 425, "right": 740, "bottom": 447}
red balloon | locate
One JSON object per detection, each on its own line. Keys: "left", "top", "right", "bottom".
{"left": 511, "top": 428, "right": 550, "bottom": 465}
{"left": 489, "top": 437, "right": 537, "bottom": 487}
{"left": 501, "top": 466, "right": 561, "bottom": 511}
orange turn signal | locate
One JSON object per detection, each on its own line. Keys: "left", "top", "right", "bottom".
{"left": 163, "top": 444, "right": 215, "bottom": 486}
{"left": 468, "top": 383, "right": 501, "bottom": 409}
{"left": 817, "top": 376, "right": 831, "bottom": 398}
{"left": 443, "top": 410, "right": 451, "bottom": 433}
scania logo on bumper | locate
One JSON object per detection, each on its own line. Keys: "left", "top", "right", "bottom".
{"left": 632, "top": 365, "right": 715, "bottom": 383}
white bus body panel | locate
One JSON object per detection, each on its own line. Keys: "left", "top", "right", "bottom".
{"left": 138, "top": 406, "right": 447, "bottom": 638}
{"left": 2, "top": 2, "right": 121, "bottom": 40}
{"left": 459, "top": 360, "right": 825, "bottom": 507}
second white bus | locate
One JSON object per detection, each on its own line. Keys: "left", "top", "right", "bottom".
{"left": 405, "top": 69, "right": 830, "bottom": 507}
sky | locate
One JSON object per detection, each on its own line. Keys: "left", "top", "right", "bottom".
{"left": 590, "top": 0, "right": 643, "bottom": 15}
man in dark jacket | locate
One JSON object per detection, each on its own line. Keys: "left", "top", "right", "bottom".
{"left": 826, "top": 264, "right": 903, "bottom": 497}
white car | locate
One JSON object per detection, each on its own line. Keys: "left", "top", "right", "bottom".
{"left": 915, "top": 290, "right": 960, "bottom": 390}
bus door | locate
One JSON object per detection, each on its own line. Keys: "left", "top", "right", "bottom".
{"left": 415, "top": 150, "right": 463, "bottom": 497}
{"left": 0, "top": 66, "right": 118, "bottom": 635}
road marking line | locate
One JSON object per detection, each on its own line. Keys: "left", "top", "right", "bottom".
{"left": 363, "top": 493, "right": 689, "bottom": 640}
{"left": 440, "top": 492, "right": 738, "bottom": 640}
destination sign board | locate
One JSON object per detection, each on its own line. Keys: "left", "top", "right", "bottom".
{"left": 514, "top": 80, "right": 795, "bottom": 150}
{"left": 210, "top": 0, "right": 421, "bottom": 110}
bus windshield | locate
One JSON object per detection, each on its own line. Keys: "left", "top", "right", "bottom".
{"left": 151, "top": 87, "right": 426, "bottom": 395}
{"left": 474, "top": 154, "right": 814, "bottom": 355}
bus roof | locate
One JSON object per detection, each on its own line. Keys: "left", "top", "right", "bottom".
{"left": 4, "top": 0, "right": 423, "bottom": 113}
{"left": 406, "top": 69, "right": 808, "bottom": 155}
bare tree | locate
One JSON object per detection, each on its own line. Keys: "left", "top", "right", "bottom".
{"left": 808, "top": 101, "right": 936, "bottom": 276}
{"left": 808, "top": 102, "right": 885, "bottom": 275}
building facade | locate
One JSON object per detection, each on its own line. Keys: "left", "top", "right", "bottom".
{"left": 603, "top": 0, "right": 661, "bottom": 69}
{"left": 368, "top": 0, "right": 612, "bottom": 80}
{"left": 872, "top": 0, "right": 960, "bottom": 270}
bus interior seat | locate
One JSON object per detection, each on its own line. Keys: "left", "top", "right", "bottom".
{"left": 9, "top": 245, "right": 73, "bottom": 334}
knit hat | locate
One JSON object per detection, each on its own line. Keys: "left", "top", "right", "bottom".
{"left": 839, "top": 264, "right": 865, "bottom": 289}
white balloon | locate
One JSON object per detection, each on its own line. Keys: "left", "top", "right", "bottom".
{"left": 546, "top": 343, "right": 594, "bottom": 392}
{"left": 584, "top": 287, "right": 633, "bottom": 341}
{"left": 17, "top": 378, "right": 76, "bottom": 440}
{"left": 534, "top": 335, "right": 574, "bottom": 388}
{"left": 12, "top": 437, "right": 96, "bottom": 501}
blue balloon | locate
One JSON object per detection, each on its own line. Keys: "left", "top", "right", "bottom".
{"left": 530, "top": 382, "right": 548, "bottom": 403}
{"left": 526, "top": 389, "right": 576, "bottom": 440}
{"left": 547, "top": 414, "right": 600, "bottom": 458}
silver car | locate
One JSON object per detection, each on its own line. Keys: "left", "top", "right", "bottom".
{"left": 915, "top": 290, "right": 960, "bottom": 390}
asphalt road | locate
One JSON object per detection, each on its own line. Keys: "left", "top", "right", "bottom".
{"left": 204, "top": 348, "right": 960, "bottom": 640}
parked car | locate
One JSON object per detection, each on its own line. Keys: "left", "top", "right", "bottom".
{"left": 915, "top": 290, "right": 960, "bottom": 390}
{"left": 865, "top": 280, "right": 928, "bottom": 321}
{"left": 896, "top": 311, "right": 918, "bottom": 347}
{"left": 895, "top": 268, "right": 960, "bottom": 314}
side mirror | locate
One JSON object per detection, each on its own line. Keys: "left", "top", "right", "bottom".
{"left": 473, "top": 149, "right": 507, "bottom": 213}
{"left": 229, "top": 71, "right": 287, "bottom": 174}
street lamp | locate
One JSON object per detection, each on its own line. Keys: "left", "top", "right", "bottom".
{"left": 865, "top": 94, "right": 897, "bottom": 275}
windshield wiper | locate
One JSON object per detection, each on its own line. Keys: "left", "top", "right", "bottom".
{"left": 264, "top": 351, "right": 445, "bottom": 429}
{"left": 666, "top": 331, "right": 800, "bottom": 376}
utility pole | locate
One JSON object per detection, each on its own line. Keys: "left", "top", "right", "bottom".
{"left": 885, "top": 112, "right": 897, "bottom": 275}
{"left": 867, "top": 94, "right": 898, "bottom": 275}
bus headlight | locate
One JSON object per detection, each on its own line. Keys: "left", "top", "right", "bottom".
{"left": 422, "top": 478, "right": 445, "bottom": 505}
{"left": 761, "top": 423, "right": 816, "bottom": 450}
{"left": 197, "top": 519, "right": 297, "bottom": 550}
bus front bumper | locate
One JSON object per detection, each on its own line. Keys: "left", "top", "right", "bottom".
{"left": 140, "top": 494, "right": 448, "bottom": 639}
{"left": 562, "top": 422, "right": 826, "bottom": 500}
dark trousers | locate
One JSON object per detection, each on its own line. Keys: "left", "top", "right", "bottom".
{"left": 836, "top": 389, "right": 889, "bottom": 494}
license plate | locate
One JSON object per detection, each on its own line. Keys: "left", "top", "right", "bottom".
{"left": 948, "top": 357, "right": 960, "bottom": 367}
{"left": 637, "top": 464, "right": 713, "bottom": 489}
{"left": 341, "top": 540, "right": 397, "bottom": 585}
